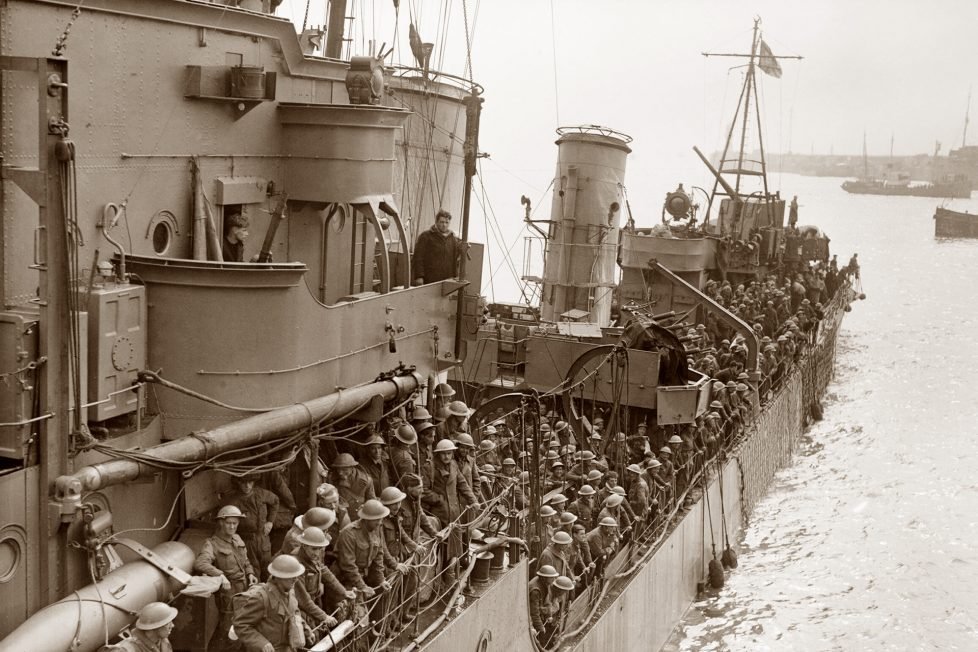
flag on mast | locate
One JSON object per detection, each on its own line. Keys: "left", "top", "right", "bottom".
{"left": 758, "top": 40, "right": 782, "bottom": 78}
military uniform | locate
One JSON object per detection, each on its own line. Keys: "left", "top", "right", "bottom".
{"left": 107, "top": 631, "right": 173, "bottom": 652}
{"left": 566, "top": 497, "right": 595, "bottom": 532}
{"left": 194, "top": 532, "right": 255, "bottom": 651}
{"left": 389, "top": 444, "right": 417, "bottom": 487}
{"left": 335, "top": 468, "right": 376, "bottom": 517}
{"left": 232, "top": 581, "right": 303, "bottom": 652}
{"left": 537, "top": 545, "right": 570, "bottom": 578}
{"left": 224, "top": 487, "right": 279, "bottom": 574}
{"left": 334, "top": 520, "right": 397, "bottom": 591}
{"left": 527, "top": 577, "right": 558, "bottom": 646}
{"left": 295, "top": 547, "right": 348, "bottom": 612}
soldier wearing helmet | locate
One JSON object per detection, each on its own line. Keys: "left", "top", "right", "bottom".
{"left": 528, "top": 565, "right": 560, "bottom": 646}
{"left": 359, "top": 432, "right": 391, "bottom": 496}
{"left": 430, "top": 382, "right": 455, "bottom": 416}
{"left": 424, "top": 439, "right": 478, "bottom": 584}
{"left": 379, "top": 486, "right": 419, "bottom": 562}
{"left": 222, "top": 477, "right": 279, "bottom": 577}
{"left": 436, "top": 400, "right": 469, "bottom": 441}
{"left": 538, "top": 530, "right": 573, "bottom": 578}
{"left": 586, "top": 517, "right": 619, "bottom": 565}
{"left": 292, "top": 527, "right": 353, "bottom": 615}
{"left": 330, "top": 452, "right": 376, "bottom": 517}
{"left": 194, "top": 505, "right": 257, "bottom": 651}
{"left": 278, "top": 507, "right": 336, "bottom": 557}
{"left": 390, "top": 423, "right": 419, "bottom": 487}
{"left": 453, "top": 432, "right": 481, "bottom": 511}
{"left": 108, "top": 601, "right": 178, "bottom": 652}
{"left": 314, "top": 483, "right": 351, "bottom": 548}
{"left": 334, "top": 499, "right": 406, "bottom": 599}
{"left": 232, "top": 554, "right": 328, "bottom": 652}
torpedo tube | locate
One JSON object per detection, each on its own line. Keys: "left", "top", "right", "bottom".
{"left": 0, "top": 541, "right": 193, "bottom": 652}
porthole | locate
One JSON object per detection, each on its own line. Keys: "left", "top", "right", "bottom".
{"left": 152, "top": 221, "right": 172, "bottom": 255}
{"left": 0, "top": 525, "right": 26, "bottom": 583}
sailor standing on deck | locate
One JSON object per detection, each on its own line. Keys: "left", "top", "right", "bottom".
{"left": 194, "top": 505, "right": 258, "bottom": 652}
{"left": 412, "top": 209, "right": 468, "bottom": 285}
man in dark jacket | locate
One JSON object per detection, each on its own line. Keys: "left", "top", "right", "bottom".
{"left": 413, "top": 209, "right": 466, "bottom": 285}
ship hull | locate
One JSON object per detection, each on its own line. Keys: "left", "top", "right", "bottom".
{"left": 420, "top": 288, "right": 852, "bottom": 651}
{"left": 934, "top": 207, "right": 978, "bottom": 238}
{"left": 841, "top": 180, "right": 971, "bottom": 198}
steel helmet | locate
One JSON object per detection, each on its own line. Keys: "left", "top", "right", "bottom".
{"left": 411, "top": 406, "right": 432, "bottom": 421}
{"left": 366, "top": 434, "right": 386, "bottom": 446}
{"left": 615, "top": 432, "right": 626, "bottom": 442}
{"left": 549, "top": 493, "right": 567, "bottom": 506}
{"left": 578, "top": 484, "right": 595, "bottom": 496}
{"left": 519, "top": 471, "right": 530, "bottom": 484}
{"left": 394, "top": 423, "right": 418, "bottom": 445}
{"left": 545, "top": 450, "right": 559, "bottom": 461}
{"left": 590, "top": 432, "right": 602, "bottom": 440}
{"left": 539, "top": 423, "right": 551, "bottom": 433}
{"left": 539, "top": 505, "right": 557, "bottom": 518}
{"left": 332, "top": 453, "right": 358, "bottom": 468}
{"left": 380, "top": 486, "right": 407, "bottom": 505}
{"left": 551, "top": 531, "right": 573, "bottom": 545}
{"left": 316, "top": 483, "right": 338, "bottom": 501}
{"left": 553, "top": 576, "right": 575, "bottom": 592}
{"left": 455, "top": 433, "right": 475, "bottom": 448}
{"left": 502, "top": 457, "right": 516, "bottom": 467}
{"left": 599, "top": 516, "right": 619, "bottom": 528}
{"left": 536, "top": 564, "right": 559, "bottom": 578}
{"left": 433, "top": 407, "right": 451, "bottom": 423}
{"left": 135, "top": 602, "right": 178, "bottom": 630}
{"left": 586, "top": 469, "right": 603, "bottom": 482}
{"left": 268, "top": 554, "right": 306, "bottom": 579}
{"left": 604, "top": 494, "right": 623, "bottom": 508}
{"left": 357, "top": 499, "right": 390, "bottom": 520}
{"left": 479, "top": 439, "right": 495, "bottom": 451}
{"left": 611, "top": 486, "right": 626, "bottom": 497}
{"left": 480, "top": 463, "right": 495, "bottom": 474}
{"left": 216, "top": 505, "right": 244, "bottom": 520}
{"left": 646, "top": 458, "right": 662, "bottom": 469}
{"left": 433, "top": 382, "right": 456, "bottom": 398}
{"left": 301, "top": 507, "right": 335, "bottom": 530}
{"left": 581, "top": 451, "right": 596, "bottom": 462}
{"left": 559, "top": 511, "right": 577, "bottom": 525}
{"left": 434, "top": 439, "right": 457, "bottom": 453}
{"left": 668, "top": 435, "right": 683, "bottom": 445}
{"left": 659, "top": 446, "right": 673, "bottom": 455}
{"left": 447, "top": 400, "right": 469, "bottom": 418}
{"left": 551, "top": 460, "right": 564, "bottom": 469}
{"left": 484, "top": 425, "right": 498, "bottom": 435}
{"left": 297, "top": 526, "right": 330, "bottom": 548}
{"left": 415, "top": 421, "right": 437, "bottom": 434}
{"left": 625, "top": 464, "right": 642, "bottom": 475}
{"left": 554, "top": 421, "right": 568, "bottom": 432}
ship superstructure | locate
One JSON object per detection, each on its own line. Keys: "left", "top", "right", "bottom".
{"left": 0, "top": 6, "right": 859, "bottom": 652}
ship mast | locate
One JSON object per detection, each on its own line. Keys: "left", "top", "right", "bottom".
{"left": 702, "top": 19, "right": 802, "bottom": 226}
{"left": 963, "top": 87, "right": 971, "bottom": 148}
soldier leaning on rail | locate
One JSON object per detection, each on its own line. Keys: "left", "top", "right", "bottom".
{"left": 194, "top": 505, "right": 258, "bottom": 652}
{"left": 292, "top": 526, "right": 351, "bottom": 616}
{"left": 528, "top": 565, "right": 560, "bottom": 647}
{"left": 232, "top": 554, "right": 329, "bottom": 652}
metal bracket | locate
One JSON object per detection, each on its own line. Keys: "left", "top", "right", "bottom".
{"left": 1, "top": 166, "right": 46, "bottom": 206}
{"left": 112, "top": 537, "right": 192, "bottom": 585}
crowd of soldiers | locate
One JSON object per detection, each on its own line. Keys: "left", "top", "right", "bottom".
{"left": 108, "top": 259, "right": 853, "bottom": 651}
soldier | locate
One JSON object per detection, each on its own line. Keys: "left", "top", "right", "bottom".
{"left": 528, "top": 564, "right": 560, "bottom": 647}
{"left": 258, "top": 468, "right": 296, "bottom": 552}
{"left": 399, "top": 472, "right": 438, "bottom": 540}
{"left": 475, "top": 437, "right": 500, "bottom": 472}
{"left": 454, "top": 433, "right": 481, "bottom": 508}
{"left": 430, "top": 382, "right": 455, "bottom": 416}
{"left": 566, "top": 484, "right": 597, "bottom": 532}
{"left": 625, "top": 463, "right": 651, "bottom": 521}
{"left": 359, "top": 433, "right": 391, "bottom": 496}
{"left": 233, "top": 554, "right": 329, "bottom": 652}
{"left": 334, "top": 499, "right": 407, "bottom": 599}
{"left": 292, "top": 527, "right": 351, "bottom": 616}
{"left": 586, "top": 516, "right": 619, "bottom": 568}
{"left": 314, "top": 483, "right": 350, "bottom": 550}
{"left": 552, "top": 575, "right": 576, "bottom": 631}
{"left": 570, "top": 523, "right": 595, "bottom": 584}
{"left": 424, "top": 439, "right": 478, "bottom": 584}
{"left": 537, "top": 530, "right": 573, "bottom": 578}
{"left": 194, "top": 505, "right": 257, "bottom": 652}
{"left": 331, "top": 452, "right": 376, "bottom": 517}
{"left": 416, "top": 421, "right": 438, "bottom": 486}
{"left": 279, "top": 507, "right": 336, "bottom": 557}
{"left": 223, "top": 477, "right": 279, "bottom": 577}
{"left": 108, "top": 601, "right": 177, "bottom": 652}
{"left": 380, "top": 486, "right": 420, "bottom": 620}
{"left": 437, "top": 400, "right": 469, "bottom": 440}
{"left": 389, "top": 423, "right": 419, "bottom": 487}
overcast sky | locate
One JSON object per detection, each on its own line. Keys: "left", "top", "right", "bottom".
{"left": 282, "top": 0, "right": 978, "bottom": 297}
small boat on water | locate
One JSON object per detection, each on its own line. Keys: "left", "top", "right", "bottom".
{"left": 842, "top": 174, "right": 972, "bottom": 199}
{"left": 934, "top": 206, "right": 978, "bottom": 238}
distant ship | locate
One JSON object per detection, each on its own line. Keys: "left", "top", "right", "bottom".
{"left": 842, "top": 174, "right": 972, "bottom": 198}
{"left": 934, "top": 206, "right": 978, "bottom": 237}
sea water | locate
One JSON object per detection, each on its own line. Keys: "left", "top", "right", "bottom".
{"left": 665, "top": 174, "right": 978, "bottom": 651}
